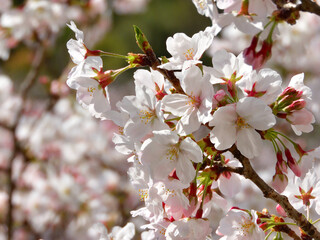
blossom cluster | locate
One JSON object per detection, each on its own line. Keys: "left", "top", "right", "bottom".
{"left": 1, "top": 0, "right": 320, "bottom": 239}
{"left": 65, "top": 0, "right": 320, "bottom": 238}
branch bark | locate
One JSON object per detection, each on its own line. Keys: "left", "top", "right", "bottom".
{"left": 272, "top": 0, "right": 320, "bottom": 17}
{"left": 230, "top": 146, "right": 320, "bottom": 240}
{"left": 297, "top": 0, "right": 320, "bottom": 16}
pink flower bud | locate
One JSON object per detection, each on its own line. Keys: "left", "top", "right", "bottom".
{"left": 276, "top": 204, "right": 287, "bottom": 217}
{"left": 284, "top": 148, "right": 301, "bottom": 177}
{"left": 276, "top": 151, "right": 287, "bottom": 174}
{"left": 250, "top": 40, "right": 273, "bottom": 69}
{"left": 259, "top": 222, "right": 268, "bottom": 230}
{"left": 276, "top": 87, "right": 303, "bottom": 111}
{"left": 271, "top": 172, "right": 288, "bottom": 193}
{"left": 243, "top": 36, "right": 258, "bottom": 65}
{"left": 214, "top": 89, "right": 226, "bottom": 102}
{"left": 294, "top": 143, "right": 307, "bottom": 158}
{"left": 283, "top": 99, "right": 306, "bottom": 112}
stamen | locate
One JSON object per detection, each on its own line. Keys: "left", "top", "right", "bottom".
{"left": 184, "top": 48, "right": 195, "bottom": 60}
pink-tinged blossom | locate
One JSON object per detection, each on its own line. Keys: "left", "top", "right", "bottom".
{"left": 288, "top": 73, "right": 312, "bottom": 102}
{"left": 204, "top": 49, "right": 252, "bottom": 85}
{"left": 129, "top": 165, "right": 166, "bottom": 224}
{"left": 122, "top": 72, "right": 169, "bottom": 140}
{"left": 67, "top": 21, "right": 87, "bottom": 65}
{"left": 298, "top": 147, "right": 320, "bottom": 178}
{"left": 237, "top": 68, "right": 282, "bottom": 104}
{"left": 162, "top": 65, "right": 214, "bottom": 135}
{"left": 140, "top": 130, "right": 203, "bottom": 185}
{"left": 216, "top": 209, "right": 265, "bottom": 240}
{"left": 89, "top": 222, "right": 135, "bottom": 240}
{"left": 192, "top": 0, "right": 218, "bottom": 19}
{"left": 287, "top": 73, "right": 315, "bottom": 135}
{"left": 161, "top": 180, "right": 190, "bottom": 220}
{"left": 67, "top": 57, "right": 112, "bottom": 118}
{"left": 165, "top": 218, "right": 211, "bottom": 240}
{"left": 217, "top": 151, "right": 243, "bottom": 197}
{"left": 276, "top": 204, "right": 287, "bottom": 217}
{"left": 271, "top": 172, "right": 288, "bottom": 193}
{"left": 216, "top": 0, "right": 276, "bottom": 17}
{"left": 159, "top": 29, "right": 214, "bottom": 70}
{"left": 209, "top": 97, "right": 276, "bottom": 159}
{"left": 141, "top": 220, "right": 170, "bottom": 240}
{"left": 217, "top": 13, "right": 264, "bottom": 35}
{"left": 287, "top": 108, "right": 315, "bottom": 135}
{"left": 133, "top": 69, "right": 169, "bottom": 100}
{"left": 283, "top": 166, "right": 320, "bottom": 215}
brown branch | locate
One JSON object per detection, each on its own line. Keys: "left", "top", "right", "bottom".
{"left": 272, "top": 0, "right": 320, "bottom": 17}
{"left": 139, "top": 44, "right": 185, "bottom": 94}
{"left": 297, "top": 0, "right": 320, "bottom": 16}
{"left": 274, "top": 224, "right": 302, "bottom": 240}
{"left": 230, "top": 146, "right": 320, "bottom": 240}
{"left": 5, "top": 45, "right": 44, "bottom": 240}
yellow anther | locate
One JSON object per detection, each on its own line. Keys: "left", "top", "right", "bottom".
{"left": 166, "top": 145, "right": 179, "bottom": 161}
{"left": 138, "top": 189, "right": 148, "bottom": 201}
{"left": 236, "top": 116, "right": 250, "bottom": 129}
{"left": 139, "top": 109, "right": 155, "bottom": 124}
{"left": 184, "top": 48, "right": 195, "bottom": 60}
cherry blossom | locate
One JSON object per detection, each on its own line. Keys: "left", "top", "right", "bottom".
{"left": 159, "top": 29, "right": 214, "bottom": 70}
{"left": 165, "top": 218, "right": 211, "bottom": 240}
{"left": 216, "top": 208, "right": 265, "bottom": 240}
{"left": 209, "top": 97, "right": 276, "bottom": 158}
{"left": 140, "top": 130, "right": 203, "bottom": 184}
{"left": 283, "top": 166, "right": 320, "bottom": 215}
{"left": 161, "top": 65, "right": 214, "bottom": 135}
{"left": 204, "top": 49, "right": 252, "bottom": 85}
{"left": 237, "top": 68, "right": 282, "bottom": 104}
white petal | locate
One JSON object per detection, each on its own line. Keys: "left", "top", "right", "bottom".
{"left": 237, "top": 97, "right": 276, "bottom": 130}
{"left": 236, "top": 127, "right": 263, "bottom": 159}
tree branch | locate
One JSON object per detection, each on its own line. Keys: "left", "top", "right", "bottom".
{"left": 230, "top": 146, "right": 320, "bottom": 240}
{"left": 5, "top": 45, "right": 44, "bottom": 240}
{"left": 297, "top": 0, "right": 320, "bottom": 16}
{"left": 272, "top": 0, "right": 320, "bottom": 17}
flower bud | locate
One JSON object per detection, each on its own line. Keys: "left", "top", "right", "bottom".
{"left": 252, "top": 40, "right": 273, "bottom": 69}
{"left": 271, "top": 171, "right": 288, "bottom": 193}
{"left": 276, "top": 204, "right": 287, "bottom": 217}
{"left": 276, "top": 151, "right": 287, "bottom": 174}
{"left": 133, "top": 25, "right": 152, "bottom": 53}
{"left": 243, "top": 36, "right": 258, "bottom": 65}
{"left": 284, "top": 148, "right": 301, "bottom": 177}
{"left": 276, "top": 88, "right": 303, "bottom": 110}
{"left": 283, "top": 99, "right": 306, "bottom": 112}
{"left": 294, "top": 143, "right": 307, "bottom": 158}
